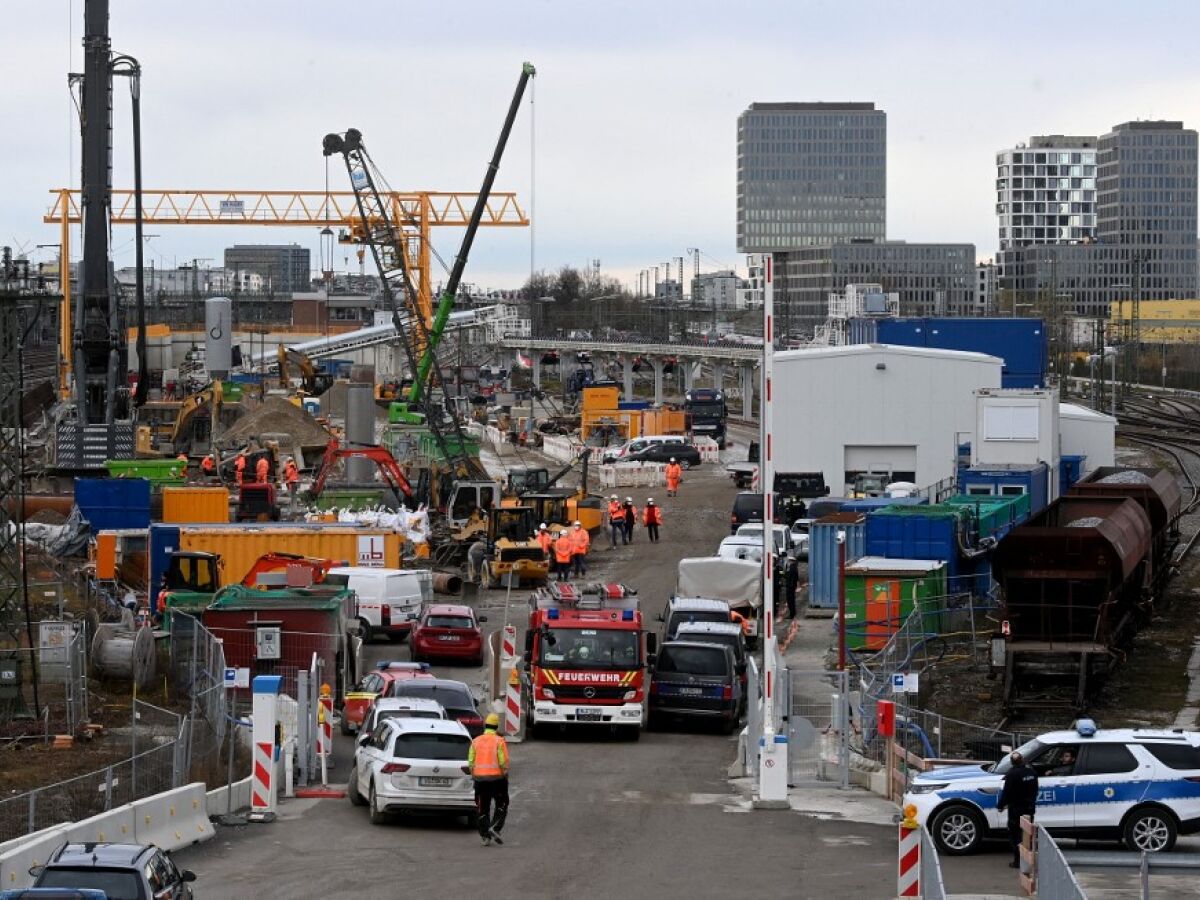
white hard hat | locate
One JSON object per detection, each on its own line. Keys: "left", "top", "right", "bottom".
{"left": 574, "top": 521, "right": 582, "bottom": 527}
{"left": 670, "top": 457, "right": 676, "bottom": 462}
{"left": 625, "top": 496, "right": 633, "bottom": 503}
{"left": 611, "top": 494, "right": 618, "bottom": 500}
{"left": 647, "top": 498, "right": 655, "bottom": 505}
{"left": 540, "top": 522, "right": 548, "bottom": 529}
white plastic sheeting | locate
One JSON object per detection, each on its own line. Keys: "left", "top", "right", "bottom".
{"left": 676, "top": 556, "right": 762, "bottom": 609}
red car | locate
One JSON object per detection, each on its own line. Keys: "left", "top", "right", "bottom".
{"left": 341, "top": 661, "right": 434, "bottom": 735}
{"left": 409, "top": 604, "right": 487, "bottom": 666}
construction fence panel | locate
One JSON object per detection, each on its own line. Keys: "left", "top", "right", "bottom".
{"left": 743, "top": 656, "right": 761, "bottom": 780}
{"left": 200, "top": 625, "right": 356, "bottom": 705}
{"left": 0, "top": 624, "right": 89, "bottom": 737}
{"left": 1035, "top": 825, "right": 1088, "bottom": 900}
{"left": 786, "top": 668, "right": 849, "bottom": 788}
{"left": 920, "top": 826, "right": 948, "bottom": 900}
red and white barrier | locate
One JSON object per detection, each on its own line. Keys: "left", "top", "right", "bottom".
{"left": 750, "top": 465, "right": 760, "bottom": 491}
{"left": 693, "top": 437, "right": 721, "bottom": 463}
{"left": 251, "top": 741, "right": 274, "bottom": 814}
{"left": 501, "top": 625, "right": 517, "bottom": 662}
{"left": 249, "top": 675, "right": 282, "bottom": 821}
{"left": 318, "top": 695, "right": 333, "bottom": 758}
{"left": 504, "top": 669, "right": 522, "bottom": 739}
{"left": 897, "top": 821, "right": 920, "bottom": 897}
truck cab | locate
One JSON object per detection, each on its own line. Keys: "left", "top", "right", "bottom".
{"left": 683, "top": 388, "right": 727, "bottom": 449}
{"left": 523, "top": 582, "right": 655, "bottom": 739}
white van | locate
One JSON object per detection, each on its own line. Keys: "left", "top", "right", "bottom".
{"left": 602, "top": 435, "right": 691, "bottom": 464}
{"left": 326, "top": 567, "right": 433, "bottom": 641}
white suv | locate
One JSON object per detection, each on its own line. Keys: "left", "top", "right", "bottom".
{"left": 357, "top": 697, "right": 447, "bottom": 744}
{"left": 348, "top": 718, "right": 475, "bottom": 825}
{"left": 905, "top": 720, "right": 1200, "bottom": 855}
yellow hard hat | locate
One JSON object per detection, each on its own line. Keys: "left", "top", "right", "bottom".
{"left": 485, "top": 712, "right": 501, "bottom": 729}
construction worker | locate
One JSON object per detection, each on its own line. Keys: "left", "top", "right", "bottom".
{"left": 284, "top": 456, "right": 300, "bottom": 497}
{"left": 467, "top": 538, "right": 488, "bottom": 586}
{"left": 234, "top": 451, "right": 247, "bottom": 485}
{"left": 469, "top": 712, "right": 510, "bottom": 846}
{"left": 665, "top": 458, "right": 683, "bottom": 498}
{"left": 536, "top": 523, "right": 553, "bottom": 559}
{"left": 570, "top": 521, "right": 590, "bottom": 577}
{"left": 642, "top": 498, "right": 662, "bottom": 543}
{"left": 255, "top": 454, "right": 270, "bottom": 484}
{"left": 553, "top": 530, "right": 574, "bottom": 582}
{"left": 621, "top": 497, "right": 637, "bottom": 544}
{"left": 730, "top": 609, "right": 753, "bottom": 637}
{"left": 607, "top": 494, "right": 623, "bottom": 549}
{"left": 200, "top": 452, "right": 216, "bottom": 480}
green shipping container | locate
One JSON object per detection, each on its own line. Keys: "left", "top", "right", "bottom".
{"left": 314, "top": 488, "right": 387, "bottom": 512}
{"left": 104, "top": 458, "right": 186, "bottom": 485}
{"left": 943, "top": 494, "right": 1030, "bottom": 539}
{"left": 842, "top": 557, "right": 947, "bottom": 651}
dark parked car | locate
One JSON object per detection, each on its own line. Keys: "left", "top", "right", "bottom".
{"left": 730, "top": 491, "right": 763, "bottom": 533}
{"left": 625, "top": 441, "right": 701, "bottom": 468}
{"left": 388, "top": 677, "right": 485, "bottom": 736}
{"left": 649, "top": 641, "right": 743, "bottom": 733}
{"left": 32, "top": 843, "right": 195, "bottom": 899}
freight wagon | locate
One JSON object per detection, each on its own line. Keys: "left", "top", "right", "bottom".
{"left": 993, "top": 494, "right": 1154, "bottom": 711}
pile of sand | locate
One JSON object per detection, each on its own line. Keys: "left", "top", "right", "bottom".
{"left": 221, "top": 397, "right": 331, "bottom": 449}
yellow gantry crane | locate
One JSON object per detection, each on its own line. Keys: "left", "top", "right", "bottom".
{"left": 44, "top": 188, "right": 528, "bottom": 395}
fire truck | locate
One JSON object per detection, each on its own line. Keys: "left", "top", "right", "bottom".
{"left": 522, "top": 582, "right": 656, "bottom": 740}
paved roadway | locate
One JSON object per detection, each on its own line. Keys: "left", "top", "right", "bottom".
{"left": 178, "top": 453, "right": 1029, "bottom": 899}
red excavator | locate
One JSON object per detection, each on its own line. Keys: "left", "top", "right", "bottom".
{"left": 310, "top": 438, "right": 416, "bottom": 508}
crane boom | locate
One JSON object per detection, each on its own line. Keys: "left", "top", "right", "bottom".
{"left": 408, "top": 61, "right": 536, "bottom": 406}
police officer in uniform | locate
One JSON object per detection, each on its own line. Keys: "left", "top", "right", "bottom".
{"left": 997, "top": 751, "right": 1039, "bottom": 868}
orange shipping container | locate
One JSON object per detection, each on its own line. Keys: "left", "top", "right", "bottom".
{"left": 175, "top": 526, "right": 404, "bottom": 585}
{"left": 581, "top": 385, "right": 620, "bottom": 413}
{"left": 162, "top": 486, "right": 230, "bottom": 524}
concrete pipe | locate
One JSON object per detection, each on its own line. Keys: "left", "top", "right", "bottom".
{"left": 432, "top": 572, "right": 463, "bottom": 595}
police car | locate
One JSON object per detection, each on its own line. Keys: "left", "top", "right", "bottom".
{"left": 904, "top": 720, "right": 1200, "bottom": 855}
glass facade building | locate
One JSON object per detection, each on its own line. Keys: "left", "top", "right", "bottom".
{"left": 223, "top": 244, "right": 312, "bottom": 294}
{"left": 737, "top": 102, "right": 886, "bottom": 253}
{"left": 1004, "top": 121, "right": 1198, "bottom": 316}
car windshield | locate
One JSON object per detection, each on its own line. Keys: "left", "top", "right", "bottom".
{"left": 426, "top": 615, "right": 474, "bottom": 629}
{"left": 990, "top": 738, "right": 1046, "bottom": 773}
{"left": 37, "top": 870, "right": 144, "bottom": 900}
{"left": 539, "top": 627, "right": 640, "bottom": 668}
{"left": 666, "top": 610, "right": 730, "bottom": 638}
{"left": 679, "top": 630, "right": 739, "bottom": 656}
{"left": 392, "top": 732, "right": 470, "bottom": 761}
{"left": 379, "top": 709, "right": 442, "bottom": 724}
{"left": 657, "top": 645, "right": 728, "bottom": 676}
{"left": 389, "top": 683, "right": 474, "bottom": 711}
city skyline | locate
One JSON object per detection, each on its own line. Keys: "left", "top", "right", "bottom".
{"left": 4, "top": 1, "right": 1200, "bottom": 289}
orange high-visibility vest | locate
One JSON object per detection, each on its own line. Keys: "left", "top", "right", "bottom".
{"left": 201, "top": 455, "right": 215, "bottom": 474}
{"left": 608, "top": 500, "right": 622, "bottom": 521}
{"left": 255, "top": 457, "right": 269, "bottom": 482}
{"left": 666, "top": 462, "right": 682, "bottom": 486}
{"left": 469, "top": 731, "right": 507, "bottom": 780}
{"left": 537, "top": 531, "right": 553, "bottom": 554}
{"left": 285, "top": 462, "right": 299, "bottom": 484}
{"left": 234, "top": 456, "right": 246, "bottom": 479}
{"left": 570, "top": 528, "right": 590, "bottom": 555}
{"left": 642, "top": 505, "right": 662, "bottom": 526}
{"left": 554, "top": 534, "right": 573, "bottom": 564}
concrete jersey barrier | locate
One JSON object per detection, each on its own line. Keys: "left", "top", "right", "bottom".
{"left": 0, "top": 782, "right": 215, "bottom": 890}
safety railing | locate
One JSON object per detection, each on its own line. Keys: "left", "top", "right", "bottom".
{"left": 920, "top": 826, "right": 948, "bottom": 900}
{"left": 1022, "top": 821, "right": 1088, "bottom": 900}
{"left": 0, "top": 625, "right": 89, "bottom": 737}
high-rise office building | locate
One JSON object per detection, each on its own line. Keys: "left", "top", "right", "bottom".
{"left": 995, "top": 135, "right": 1097, "bottom": 285}
{"left": 736, "top": 102, "right": 886, "bottom": 253}
{"left": 224, "top": 244, "right": 312, "bottom": 294}
{"left": 1003, "top": 120, "right": 1197, "bottom": 316}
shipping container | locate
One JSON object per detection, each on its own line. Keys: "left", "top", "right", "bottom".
{"left": 161, "top": 486, "right": 230, "bottom": 524}
{"left": 958, "top": 462, "right": 1049, "bottom": 515}
{"left": 839, "top": 497, "right": 928, "bottom": 514}
{"left": 807, "top": 513, "right": 866, "bottom": 609}
{"left": 75, "top": 478, "right": 152, "bottom": 533}
{"left": 859, "top": 317, "right": 1047, "bottom": 389}
{"left": 842, "top": 557, "right": 947, "bottom": 650}
{"left": 148, "top": 523, "right": 404, "bottom": 595}
{"left": 103, "top": 458, "right": 187, "bottom": 484}
{"left": 581, "top": 385, "right": 620, "bottom": 413}
{"left": 1060, "top": 454, "right": 1086, "bottom": 494}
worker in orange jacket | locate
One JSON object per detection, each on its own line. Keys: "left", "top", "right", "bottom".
{"left": 201, "top": 452, "right": 216, "bottom": 479}
{"left": 536, "top": 523, "right": 553, "bottom": 561}
{"left": 283, "top": 457, "right": 299, "bottom": 501}
{"left": 255, "top": 454, "right": 270, "bottom": 483}
{"left": 553, "top": 530, "right": 574, "bottom": 582}
{"left": 607, "top": 494, "right": 623, "bottom": 549}
{"left": 642, "top": 498, "right": 662, "bottom": 543}
{"left": 234, "top": 451, "right": 247, "bottom": 485}
{"left": 569, "top": 521, "right": 590, "bottom": 577}
{"left": 665, "top": 459, "right": 683, "bottom": 497}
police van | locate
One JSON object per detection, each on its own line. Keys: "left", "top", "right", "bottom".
{"left": 904, "top": 720, "right": 1200, "bottom": 855}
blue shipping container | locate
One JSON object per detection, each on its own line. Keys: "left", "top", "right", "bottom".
{"left": 808, "top": 515, "right": 866, "bottom": 609}
{"left": 149, "top": 524, "right": 183, "bottom": 595}
{"left": 864, "top": 509, "right": 988, "bottom": 596}
{"left": 1060, "top": 455, "right": 1086, "bottom": 494}
{"left": 959, "top": 462, "right": 1049, "bottom": 515}
{"left": 871, "top": 317, "right": 1047, "bottom": 389}
{"left": 74, "top": 478, "right": 151, "bottom": 533}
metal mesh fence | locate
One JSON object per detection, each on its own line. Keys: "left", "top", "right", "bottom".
{"left": 1034, "top": 824, "right": 1088, "bottom": 900}
{"left": 0, "top": 616, "right": 234, "bottom": 843}
{"left": 0, "top": 625, "right": 89, "bottom": 738}
{"left": 920, "top": 827, "right": 948, "bottom": 900}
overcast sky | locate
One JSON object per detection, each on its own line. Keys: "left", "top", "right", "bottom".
{"left": 5, "top": 0, "right": 1200, "bottom": 290}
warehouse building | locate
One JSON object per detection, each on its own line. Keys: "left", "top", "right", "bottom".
{"left": 773, "top": 344, "right": 1003, "bottom": 494}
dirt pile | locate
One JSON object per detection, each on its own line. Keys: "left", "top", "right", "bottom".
{"left": 221, "top": 397, "right": 331, "bottom": 448}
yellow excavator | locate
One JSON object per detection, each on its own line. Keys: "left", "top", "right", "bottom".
{"left": 500, "top": 448, "right": 605, "bottom": 533}
{"left": 137, "top": 381, "right": 223, "bottom": 457}
{"left": 278, "top": 345, "right": 336, "bottom": 395}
